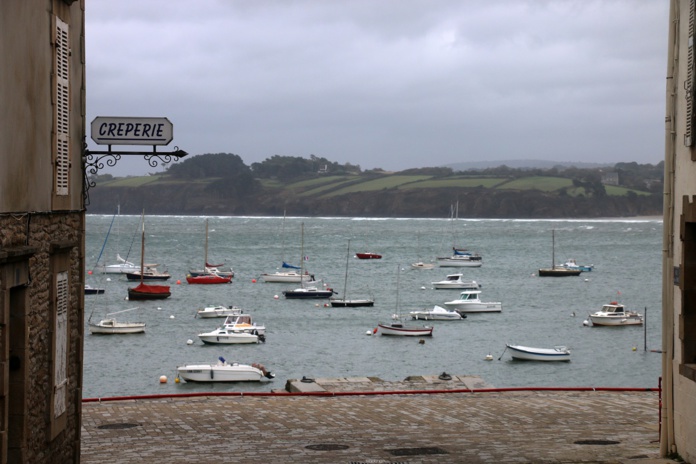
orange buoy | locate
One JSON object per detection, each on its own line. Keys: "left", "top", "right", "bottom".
{"left": 252, "top": 278, "right": 257, "bottom": 283}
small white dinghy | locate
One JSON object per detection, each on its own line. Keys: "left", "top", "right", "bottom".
{"left": 505, "top": 344, "right": 571, "bottom": 362}
{"left": 177, "top": 357, "right": 275, "bottom": 382}
{"left": 195, "top": 304, "right": 243, "bottom": 318}
{"left": 409, "top": 305, "right": 464, "bottom": 321}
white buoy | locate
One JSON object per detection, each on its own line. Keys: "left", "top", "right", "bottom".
{"left": 485, "top": 354, "right": 493, "bottom": 361}
{"left": 186, "top": 339, "right": 194, "bottom": 345}
{"left": 106, "top": 277, "right": 112, "bottom": 282}
{"left": 170, "top": 315, "right": 175, "bottom": 319}
{"left": 159, "top": 375, "right": 167, "bottom": 384}
{"left": 584, "top": 278, "right": 590, "bottom": 282}
{"left": 583, "top": 320, "right": 590, "bottom": 326}
{"left": 274, "top": 295, "right": 279, "bottom": 299}
{"left": 157, "top": 307, "right": 162, "bottom": 310}
{"left": 420, "top": 286, "right": 426, "bottom": 290}
{"left": 366, "top": 330, "right": 372, "bottom": 336}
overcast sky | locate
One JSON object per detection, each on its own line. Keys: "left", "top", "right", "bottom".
{"left": 86, "top": 1, "right": 669, "bottom": 176}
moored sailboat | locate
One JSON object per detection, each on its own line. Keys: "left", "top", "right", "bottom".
{"left": 330, "top": 239, "right": 374, "bottom": 307}
{"left": 127, "top": 212, "right": 171, "bottom": 300}
{"left": 282, "top": 223, "right": 335, "bottom": 299}
{"left": 538, "top": 230, "right": 581, "bottom": 277}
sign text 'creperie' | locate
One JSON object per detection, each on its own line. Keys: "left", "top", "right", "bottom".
{"left": 91, "top": 117, "right": 173, "bottom": 146}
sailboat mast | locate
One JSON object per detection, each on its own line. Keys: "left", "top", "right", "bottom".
{"left": 300, "top": 222, "right": 305, "bottom": 289}
{"left": 139, "top": 211, "right": 145, "bottom": 285}
{"left": 204, "top": 219, "right": 209, "bottom": 267}
{"left": 342, "top": 239, "right": 351, "bottom": 299}
{"left": 395, "top": 264, "right": 401, "bottom": 313}
{"left": 281, "top": 209, "right": 286, "bottom": 263}
{"left": 551, "top": 229, "right": 555, "bottom": 269}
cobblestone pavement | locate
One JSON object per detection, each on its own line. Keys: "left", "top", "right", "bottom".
{"left": 81, "top": 382, "right": 673, "bottom": 464}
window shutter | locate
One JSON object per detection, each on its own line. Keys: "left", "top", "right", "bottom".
{"left": 54, "top": 271, "right": 69, "bottom": 418}
{"left": 55, "top": 17, "right": 70, "bottom": 195}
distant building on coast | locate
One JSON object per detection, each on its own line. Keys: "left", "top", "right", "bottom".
{"left": 662, "top": 1, "right": 696, "bottom": 462}
{"left": 0, "top": 1, "right": 86, "bottom": 462}
{"left": 599, "top": 170, "right": 619, "bottom": 186}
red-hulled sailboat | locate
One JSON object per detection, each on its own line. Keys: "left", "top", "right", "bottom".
{"left": 128, "top": 212, "right": 171, "bottom": 300}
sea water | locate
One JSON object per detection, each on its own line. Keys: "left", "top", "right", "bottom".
{"left": 83, "top": 215, "right": 663, "bottom": 398}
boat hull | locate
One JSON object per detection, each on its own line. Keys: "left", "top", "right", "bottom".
{"left": 125, "top": 272, "right": 171, "bottom": 281}
{"left": 329, "top": 298, "right": 374, "bottom": 307}
{"left": 432, "top": 282, "right": 480, "bottom": 289}
{"left": 538, "top": 268, "right": 581, "bottom": 277}
{"left": 589, "top": 316, "right": 643, "bottom": 326}
{"left": 283, "top": 289, "right": 335, "bottom": 299}
{"left": 186, "top": 274, "right": 232, "bottom": 284}
{"left": 507, "top": 344, "right": 570, "bottom": 362}
{"left": 443, "top": 302, "right": 502, "bottom": 313}
{"left": 410, "top": 313, "right": 462, "bottom": 321}
{"left": 84, "top": 285, "right": 105, "bottom": 295}
{"left": 196, "top": 306, "right": 243, "bottom": 318}
{"left": 98, "top": 264, "right": 139, "bottom": 274}
{"left": 436, "top": 257, "right": 483, "bottom": 268}
{"left": 177, "top": 363, "right": 267, "bottom": 382}
{"left": 127, "top": 283, "right": 171, "bottom": 300}
{"left": 356, "top": 253, "right": 382, "bottom": 259}
{"left": 260, "top": 272, "right": 314, "bottom": 283}
{"left": 88, "top": 321, "right": 145, "bottom": 334}
{"left": 198, "top": 333, "right": 259, "bottom": 344}
{"left": 378, "top": 323, "right": 433, "bottom": 336}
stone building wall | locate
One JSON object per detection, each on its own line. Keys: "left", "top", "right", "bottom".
{"left": 0, "top": 211, "right": 84, "bottom": 463}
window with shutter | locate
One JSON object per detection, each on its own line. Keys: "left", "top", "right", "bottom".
{"left": 55, "top": 17, "right": 70, "bottom": 196}
{"left": 54, "top": 271, "right": 69, "bottom": 419}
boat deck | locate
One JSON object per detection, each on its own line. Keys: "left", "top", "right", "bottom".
{"left": 81, "top": 375, "right": 671, "bottom": 464}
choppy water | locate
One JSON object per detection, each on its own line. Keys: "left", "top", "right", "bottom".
{"left": 83, "top": 215, "right": 663, "bottom": 398}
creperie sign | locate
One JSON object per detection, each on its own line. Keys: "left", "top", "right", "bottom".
{"left": 91, "top": 117, "right": 173, "bottom": 146}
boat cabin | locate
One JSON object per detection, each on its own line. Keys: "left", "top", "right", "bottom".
{"left": 601, "top": 303, "right": 626, "bottom": 314}
{"left": 457, "top": 290, "right": 482, "bottom": 300}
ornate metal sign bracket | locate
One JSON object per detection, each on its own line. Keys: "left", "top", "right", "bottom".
{"left": 82, "top": 145, "right": 188, "bottom": 205}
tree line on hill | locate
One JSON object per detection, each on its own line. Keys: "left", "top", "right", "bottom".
{"left": 88, "top": 153, "right": 664, "bottom": 218}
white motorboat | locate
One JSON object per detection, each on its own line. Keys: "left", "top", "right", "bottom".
{"left": 505, "top": 344, "right": 571, "bottom": 362}
{"left": 198, "top": 313, "right": 266, "bottom": 344}
{"left": 197, "top": 328, "right": 261, "bottom": 344}
{"left": 177, "top": 357, "right": 275, "bottom": 382}
{"left": 443, "top": 290, "right": 502, "bottom": 313}
{"left": 88, "top": 318, "right": 145, "bottom": 334}
{"left": 409, "top": 305, "right": 463, "bottom": 321}
{"left": 589, "top": 302, "right": 643, "bottom": 326}
{"left": 195, "top": 305, "right": 243, "bottom": 318}
{"left": 431, "top": 273, "right": 480, "bottom": 290}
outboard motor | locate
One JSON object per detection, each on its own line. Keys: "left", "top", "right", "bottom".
{"left": 258, "top": 333, "right": 266, "bottom": 343}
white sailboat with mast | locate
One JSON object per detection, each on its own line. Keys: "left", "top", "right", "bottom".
{"left": 282, "top": 223, "right": 335, "bottom": 299}
{"left": 436, "top": 201, "right": 483, "bottom": 267}
{"left": 261, "top": 211, "right": 316, "bottom": 283}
